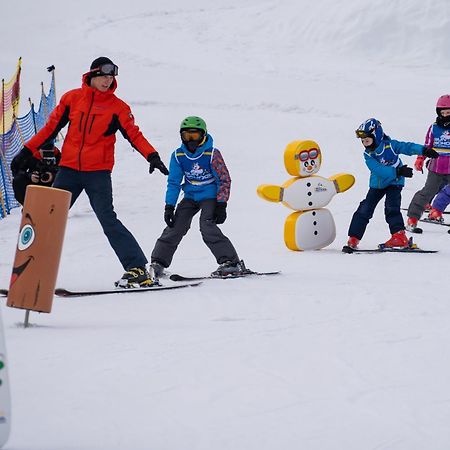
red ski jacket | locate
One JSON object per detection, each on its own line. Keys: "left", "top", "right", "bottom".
{"left": 26, "top": 73, "right": 157, "bottom": 171}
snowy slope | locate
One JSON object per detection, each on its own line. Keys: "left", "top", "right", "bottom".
{"left": 1, "top": 1, "right": 450, "bottom": 449}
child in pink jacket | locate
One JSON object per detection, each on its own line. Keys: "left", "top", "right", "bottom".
{"left": 406, "top": 95, "right": 450, "bottom": 229}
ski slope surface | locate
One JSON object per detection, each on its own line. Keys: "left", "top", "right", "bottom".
{"left": 1, "top": 1, "right": 450, "bottom": 449}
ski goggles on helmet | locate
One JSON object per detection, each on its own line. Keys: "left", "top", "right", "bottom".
{"left": 355, "top": 129, "right": 371, "bottom": 139}
{"left": 91, "top": 63, "right": 119, "bottom": 77}
{"left": 297, "top": 148, "right": 319, "bottom": 161}
{"left": 180, "top": 129, "right": 204, "bottom": 141}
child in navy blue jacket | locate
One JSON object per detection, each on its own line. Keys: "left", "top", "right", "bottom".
{"left": 346, "top": 118, "right": 438, "bottom": 249}
{"left": 150, "top": 116, "right": 245, "bottom": 279}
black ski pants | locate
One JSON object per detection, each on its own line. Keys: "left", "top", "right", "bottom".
{"left": 53, "top": 167, "right": 147, "bottom": 270}
{"left": 348, "top": 186, "right": 404, "bottom": 239}
{"left": 151, "top": 198, "right": 239, "bottom": 268}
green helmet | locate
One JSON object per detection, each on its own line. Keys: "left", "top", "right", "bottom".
{"left": 180, "top": 116, "right": 207, "bottom": 133}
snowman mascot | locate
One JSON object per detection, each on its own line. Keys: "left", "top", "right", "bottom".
{"left": 257, "top": 140, "right": 355, "bottom": 250}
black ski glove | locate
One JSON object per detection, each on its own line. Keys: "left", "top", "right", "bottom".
{"left": 214, "top": 202, "right": 227, "bottom": 224}
{"left": 422, "top": 147, "right": 439, "bottom": 159}
{"left": 10, "top": 147, "right": 36, "bottom": 176}
{"left": 164, "top": 204, "right": 175, "bottom": 228}
{"left": 148, "top": 152, "right": 169, "bottom": 175}
{"left": 396, "top": 165, "right": 413, "bottom": 178}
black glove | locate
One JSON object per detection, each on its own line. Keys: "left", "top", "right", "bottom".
{"left": 10, "top": 147, "right": 35, "bottom": 176}
{"left": 396, "top": 165, "right": 413, "bottom": 178}
{"left": 164, "top": 204, "right": 175, "bottom": 228}
{"left": 214, "top": 202, "right": 227, "bottom": 224}
{"left": 422, "top": 147, "right": 439, "bottom": 159}
{"left": 148, "top": 152, "right": 169, "bottom": 175}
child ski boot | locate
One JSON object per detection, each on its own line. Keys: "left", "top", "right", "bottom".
{"left": 346, "top": 236, "right": 360, "bottom": 249}
{"left": 115, "top": 266, "right": 158, "bottom": 288}
{"left": 428, "top": 208, "right": 444, "bottom": 223}
{"left": 382, "top": 230, "right": 409, "bottom": 248}
{"left": 406, "top": 217, "right": 418, "bottom": 232}
{"left": 149, "top": 261, "right": 165, "bottom": 283}
{"left": 211, "top": 260, "right": 248, "bottom": 278}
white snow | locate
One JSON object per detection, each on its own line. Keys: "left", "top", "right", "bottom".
{"left": 1, "top": 1, "right": 450, "bottom": 449}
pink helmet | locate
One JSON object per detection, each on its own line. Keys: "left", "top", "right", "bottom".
{"left": 436, "top": 95, "right": 450, "bottom": 109}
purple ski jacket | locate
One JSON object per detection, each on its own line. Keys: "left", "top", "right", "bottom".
{"left": 424, "top": 124, "right": 450, "bottom": 174}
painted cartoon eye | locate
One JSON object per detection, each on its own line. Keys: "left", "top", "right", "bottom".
{"left": 18, "top": 224, "right": 35, "bottom": 250}
{"left": 310, "top": 160, "right": 316, "bottom": 166}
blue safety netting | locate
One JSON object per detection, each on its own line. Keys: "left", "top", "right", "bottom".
{"left": 0, "top": 70, "right": 56, "bottom": 219}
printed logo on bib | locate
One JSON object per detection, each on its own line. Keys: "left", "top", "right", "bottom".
{"left": 187, "top": 162, "right": 212, "bottom": 182}
{"left": 377, "top": 143, "right": 398, "bottom": 166}
{"left": 435, "top": 130, "right": 450, "bottom": 148}
{"left": 379, "top": 157, "right": 394, "bottom": 165}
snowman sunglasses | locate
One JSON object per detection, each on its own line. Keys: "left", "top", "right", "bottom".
{"left": 296, "top": 148, "right": 319, "bottom": 161}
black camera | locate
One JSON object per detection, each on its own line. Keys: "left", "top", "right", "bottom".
{"left": 36, "top": 147, "right": 58, "bottom": 184}
{"left": 39, "top": 172, "right": 53, "bottom": 183}
{"left": 40, "top": 149, "right": 57, "bottom": 165}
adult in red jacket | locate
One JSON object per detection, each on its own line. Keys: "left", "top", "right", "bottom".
{"left": 13, "top": 57, "right": 168, "bottom": 288}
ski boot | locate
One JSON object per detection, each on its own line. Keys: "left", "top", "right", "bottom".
{"left": 211, "top": 260, "right": 248, "bottom": 278}
{"left": 382, "top": 230, "right": 409, "bottom": 248}
{"left": 406, "top": 217, "right": 418, "bottom": 232}
{"left": 428, "top": 208, "right": 443, "bottom": 222}
{"left": 149, "top": 261, "right": 165, "bottom": 283}
{"left": 346, "top": 236, "right": 360, "bottom": 249}
{"left": 115, "top": 266, "right": 158, "bottom": 288}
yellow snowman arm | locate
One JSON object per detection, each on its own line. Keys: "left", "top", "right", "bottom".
{"left": 327, "top": 173, "right": 355, "bottom": 193}
{"left": 257, "top": 184, "right": 284, "bottom": 203}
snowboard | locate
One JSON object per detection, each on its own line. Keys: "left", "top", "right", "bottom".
{"left": 0, "top": 284, "right": 201, "bottom": 298}
{"left": 170, "top": 271, "right": 280, "bottom": 282}
{"left": 342, "top": 245, "right": 437, "bottom": 254}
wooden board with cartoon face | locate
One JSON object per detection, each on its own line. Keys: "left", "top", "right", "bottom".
{"left": 7, "top": 185, "right": 71, "bottom": 313}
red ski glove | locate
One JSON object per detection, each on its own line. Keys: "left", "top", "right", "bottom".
{"left": 414, "top": 155, "right": 425, "bottom": 172}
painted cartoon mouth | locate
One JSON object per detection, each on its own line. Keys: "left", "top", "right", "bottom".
{"left": 10, "top": 256, "right": 34, "bottom": 287}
